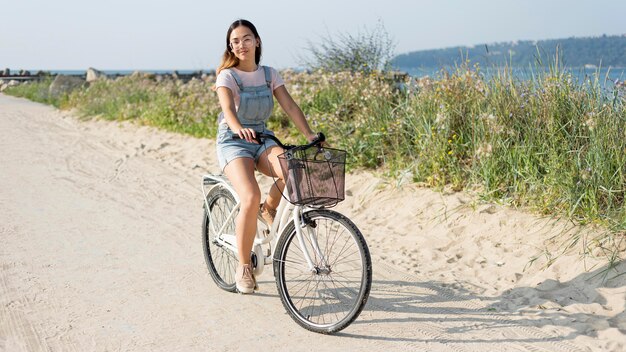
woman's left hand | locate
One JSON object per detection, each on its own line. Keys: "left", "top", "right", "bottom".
{"left": 307, "top": 132, "right": 328, "bottom": 147}
{"left": 306, "top": 132, "right": 318, "bottom": 143}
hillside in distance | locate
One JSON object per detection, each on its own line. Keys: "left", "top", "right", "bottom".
{"left": 392, "top": 34, "right": 626, "bottom": 69}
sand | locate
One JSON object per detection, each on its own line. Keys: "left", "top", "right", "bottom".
{"left": 1, "top": 93, "right": 625, "bottom": 351}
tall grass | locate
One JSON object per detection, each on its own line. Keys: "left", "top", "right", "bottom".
{"left": 66, "top": 73, "right": 221, "bottom": 137}
{"left": 276, "top": 63, "right": 625, "bottom": 264}
{"left": 5, "top": 73, "right": 221, "bottom": 137}
{"left": 3, "top": 77, "right": 55, "bottom": 105}
{"left": 5, "top": 63, "right": 625, "bottom": 264}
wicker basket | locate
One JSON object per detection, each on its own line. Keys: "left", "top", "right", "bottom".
{"left": 278, "top": 147, "right": 347, "bottom": 207}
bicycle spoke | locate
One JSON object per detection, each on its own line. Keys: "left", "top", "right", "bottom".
{"left": 294, "top": 276, "right": 316, "bottom": 312}
{"left": 324, "top": 276, "right": 349, "bottom": 319}
{"left": 203, "top": 187, "right": 238, "bottom": 291}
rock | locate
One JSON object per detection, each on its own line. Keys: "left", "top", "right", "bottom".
{"left": 48, "top": 75, "right": 85, "bottom": 100}
{"left": 86, "top": 67, "right": 107, "bottom": 82}
{"left": 1, "top": 80, "right": 20, "bottom": 92}
{"left": 130, "top": 71, "right": 155, "bottom": 80}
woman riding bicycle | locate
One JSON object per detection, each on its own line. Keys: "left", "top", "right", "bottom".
{"left": 214, "top": 19, "right": 318, "bottom": 294}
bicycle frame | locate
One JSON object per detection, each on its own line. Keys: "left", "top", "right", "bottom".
{"left": 201, "top": 174, "right": 326, "bottom": 276}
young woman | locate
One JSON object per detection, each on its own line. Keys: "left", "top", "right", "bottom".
{"left": 214, "top": 19, "right": 317, "bottom": 294}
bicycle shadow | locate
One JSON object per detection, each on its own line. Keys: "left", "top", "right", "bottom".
{"left": 336, "top": 259, "right": 626, "bottom": 347}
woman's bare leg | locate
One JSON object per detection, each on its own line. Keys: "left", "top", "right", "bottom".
{"left": 223, "top": 157, "right": 260, "bottom": 264}
{"left": 256, "top": 146, "right": 285, "bottom": 210}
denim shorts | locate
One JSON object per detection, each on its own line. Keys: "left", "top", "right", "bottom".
{"left": 216, "top": 125, "right": 279, "bottom": 171}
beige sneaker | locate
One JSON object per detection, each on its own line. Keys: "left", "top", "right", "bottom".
{"left": 235, "top": 264, "right": 256, "bottom": 294}
{"left": 260, "top": 202, "right": 276, "bottom": 227}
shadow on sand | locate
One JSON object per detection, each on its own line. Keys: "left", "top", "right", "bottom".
{"left": 336, "top": 259, "right": 625, "bottom": 349}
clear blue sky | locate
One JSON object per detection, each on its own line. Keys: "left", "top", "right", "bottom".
{"left": 1, "top": 0, "right": 625, "bottom": 71}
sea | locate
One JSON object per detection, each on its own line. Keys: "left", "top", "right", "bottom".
{"left": 400, "top": 66, "right": 626, "bottom": 84}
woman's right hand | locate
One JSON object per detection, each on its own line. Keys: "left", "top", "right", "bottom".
{"left": 235, "top": 127, "right": 258, "bottom": 144}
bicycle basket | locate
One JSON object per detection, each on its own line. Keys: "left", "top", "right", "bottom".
{"left": 278, "top": 146, "right": 347, "bottom": 207}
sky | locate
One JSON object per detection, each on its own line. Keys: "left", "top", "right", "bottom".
{"left": 1, "top": 0, "right": 625, "bottom": 71}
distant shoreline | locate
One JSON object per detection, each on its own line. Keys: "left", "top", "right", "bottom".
{"left": 51, "top": 66, "right": 626, "bottom": 81}
{"left": 43, "top": 69, "right": 214, "bottom": 76}
{"left": 0, "top": 68, "right": 215, "bottom": 83}
{"left": 2, "top": 66, "right": 624, "bottom": 84}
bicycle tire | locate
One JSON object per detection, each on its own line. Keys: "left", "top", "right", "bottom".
{"left": 202, "top": 186, "right": 238, "bottom": 292}
{"left": 273, "top": 209, "right": 372, "bottom": 334}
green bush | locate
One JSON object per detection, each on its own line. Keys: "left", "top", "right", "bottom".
{"left": 300, "top": 21, "right": 396, "bottom": 74}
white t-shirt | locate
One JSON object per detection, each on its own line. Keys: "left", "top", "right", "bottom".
{"left": 215, "top": 66, "right": 285, "bottom": 123}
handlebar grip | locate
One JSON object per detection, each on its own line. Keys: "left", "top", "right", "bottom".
{"left": 231, "top": 133, "right": 264, "bottom": 144}
{"left": 312, "top": 132, "right": 325, "bottom": 144}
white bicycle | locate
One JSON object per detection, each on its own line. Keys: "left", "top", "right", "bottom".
{"left": 201, "top": 132, "right": 372, "bottom": 334}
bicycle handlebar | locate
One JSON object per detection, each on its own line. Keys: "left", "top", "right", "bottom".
{"left": 232, "top": 132, "right": 326, "bottom": 151}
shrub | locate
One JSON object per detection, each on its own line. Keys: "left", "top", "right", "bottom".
{"left": 301, "top": 21, "right": 396, "bottom": 74}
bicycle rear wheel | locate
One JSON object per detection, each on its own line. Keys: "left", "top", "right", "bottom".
{"left": 273, "top": 209, "right": 372, "bottom": 334}
{"left": 202, "top": 187, "right": 238, "bottom": 292}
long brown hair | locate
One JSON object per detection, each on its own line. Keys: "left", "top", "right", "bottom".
{"left": 216, "top": 19, "right": 262, "bottom": 74}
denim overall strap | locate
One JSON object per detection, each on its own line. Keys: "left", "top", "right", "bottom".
{"left": 229, "top": 69, "right": 245, "bottom": 91}
{"left": 262, "top": 66, "right": 271, "bottom": 87}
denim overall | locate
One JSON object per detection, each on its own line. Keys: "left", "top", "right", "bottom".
{"left": 216, "top": 66, "right": 277, "bottom": 169}
{"left": 218, "top": 66, "right": 273, "bottom": 131}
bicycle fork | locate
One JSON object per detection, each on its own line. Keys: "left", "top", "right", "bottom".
{"left": 292, "top": 206, "right": 331, "bottom": 274}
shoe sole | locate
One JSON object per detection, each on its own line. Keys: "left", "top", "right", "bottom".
{"left": 236, "top": 285, "right": 255, "bottom": 294}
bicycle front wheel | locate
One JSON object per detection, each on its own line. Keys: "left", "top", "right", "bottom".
{"left": 202, "top": 187, "right": 238, "bottom": 292}
{"left": 273, "top": 209, "right": 372, "bottom": 334}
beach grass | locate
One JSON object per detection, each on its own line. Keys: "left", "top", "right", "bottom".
{"left": 4, "top": 63, "right": 625, "bottom": 265}
{"left": 3, "top": 77, "right": 55, "bottom": 105}
{"left": 64, "top": 74, "right": 219, "bottom": 138}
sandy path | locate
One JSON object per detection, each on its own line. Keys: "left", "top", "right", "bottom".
{"left": 0, "top": 94, "right": 622, "bottom": 351}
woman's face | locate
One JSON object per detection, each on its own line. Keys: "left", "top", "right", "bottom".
{"left": 229, "top": 26, "right": 258, "bottom": 62}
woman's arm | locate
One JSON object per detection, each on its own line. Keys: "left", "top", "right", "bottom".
{"left": 216, "top": 86, "right": 257, "bottom": 143}
{"left": 273, "top": 85, "right": 317, "bottom": 142}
